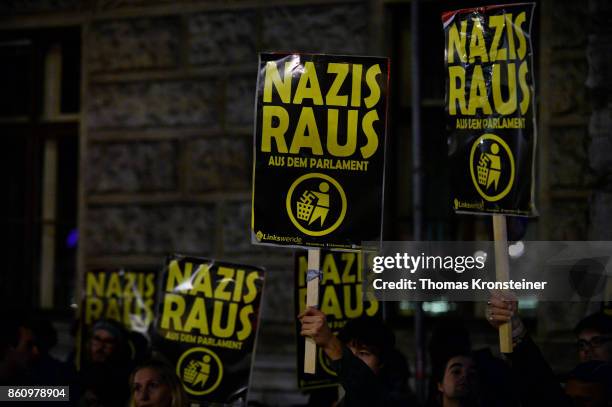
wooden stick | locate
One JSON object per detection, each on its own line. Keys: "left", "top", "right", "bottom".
{"left": 493, "top": 214, "right": 513, "bottom": 353}
{"left": 304, "top": 249, "right": 321, "bottom": 374}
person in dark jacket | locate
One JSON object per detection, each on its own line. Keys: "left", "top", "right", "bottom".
{"left": 486, "top": 292, "right": 612, "bottom": 407}
{"left": 565, "top": 360, "right": 612, "bottom": 407}
{"left": 427, "top": 318, "right": 518, "bottom": 407}
{"left": 298, "top": 307, "right": 416, "bottom": 406}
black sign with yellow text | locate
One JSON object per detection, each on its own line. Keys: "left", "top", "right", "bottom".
{"left": 295, "top": 250, "right": 379, "bottom": 389}
{"left": 151, "top": 255, "right": 265, "bottom": 405}
{"left": 252, "top": 53, "right": 389, "bottom": 249}
{"left": 443, "top": 3, "right": 537, "bottom": 216}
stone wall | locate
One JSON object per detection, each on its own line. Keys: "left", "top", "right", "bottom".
{"left": 535, "top": 0, "right": 611, "bottom": 359}
{"left": 587, "top": 0, "right": 612, "bottom": 241}
{"left": 541, "top": 0, "right": 592, "bottom": 242}
{"left": 536, "top": 0, "right": 610, "bottom": 246}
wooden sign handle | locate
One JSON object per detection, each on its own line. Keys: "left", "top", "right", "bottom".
{"left": 304, "top": 249, "right": 321, "bottom": 374}
{"left": 493, "top": 214, "right": 513, "bottom": 353}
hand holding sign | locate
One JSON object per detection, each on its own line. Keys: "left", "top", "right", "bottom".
{"left": 295, "top": 250, "right": 379, "bottom": 388}
{"left": 298, "top": 307, "right": 343, "bottom": 361}
{"left": 486, "top": 291, "right": 527, "bottom": 347}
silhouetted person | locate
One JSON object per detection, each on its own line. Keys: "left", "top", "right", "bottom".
{"left": 565, "top": 360, "right": 612, "bottom": 407}
{"left": 487, "top": 292, "right": 612, "bottom": 406}
{"left": 427, "top": 318, "right": 517, "bottom": 407}
{"left": 0, "top": 314, "right": 39, "bottom": 385}
{"left": 30, "top": 316, "right": 74, "bottom": 386}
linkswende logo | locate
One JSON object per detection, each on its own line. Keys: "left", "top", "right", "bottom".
{"left": 286, "top": 173, "right": 347, "bottom": 237}
{"left": 469, "top": 133, "right": 515, "bottom": 202}
{"left": 453, "top": 198, "right": 484, "bottom": 211}
{"left": 177, "top": 347, "right": 223, "bottom": 396}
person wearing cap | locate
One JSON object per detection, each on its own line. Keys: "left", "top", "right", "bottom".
{"left": 88, "top": 319, "right": 128, "bottom": 364}
{"left": 79, "top": 319, "right": 133, "bottom": 407}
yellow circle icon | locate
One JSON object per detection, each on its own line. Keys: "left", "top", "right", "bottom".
{"left": 286, "top": 173, "right": 347, "bottom": 237}
{"left": 469, "top": 133, "right": 515, "bottom": 202}
{"left": 176, "top": 347, "right": 223, "bottom": 396}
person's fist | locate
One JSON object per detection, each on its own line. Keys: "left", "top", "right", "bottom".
{"left": 298, "top": 307, "right": 334, "bottom": 348}
{"left": 298, "top": 307, "right": 343, "bottom": 361}
{"left": 486, "top": 290, "right": 517, "bottom": 328}
{"left": 486, "top": 290, "right": 526, "bottom": 342}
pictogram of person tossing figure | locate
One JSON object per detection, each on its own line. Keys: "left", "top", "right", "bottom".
{"left": 296, "top": 182, "right": 331, "bottom": 226}
{"left": 183, "top": 355, "right": 212, "bottom": 388}
{"left": 309, "top": 182, "right": 330, "bottom": 226}
{"left": 477, "top": 143, "right": 501, "bottom": 191}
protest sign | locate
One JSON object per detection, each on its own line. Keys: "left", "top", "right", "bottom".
{"left": 443, "top": 3, "right": 538, "bottom": 352}
{"left": 252, "top": 53, "right": 389, "bottom": 250}
{"left": 295, "top": 250, "right": 379, "bottom": 389}
{"left": 77, "top": 269, "right": 156, "bottom": 369}
{"left": 443, "top": 3, "right": 537, "bottom": 216}
{"left": 151, "top": 255, "right": 265, "bottom": 404}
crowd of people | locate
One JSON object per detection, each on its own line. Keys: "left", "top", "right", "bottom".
{"left": 1, "top": 300, "right": 610, "bottom": 407}
{"left": 300, "top": 295, "right": 612, "bottom": 407}
{"left": 0, "top": 315, "right": 187, "bottom": 407}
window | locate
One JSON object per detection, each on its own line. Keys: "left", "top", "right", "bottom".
{"left": 0, "top": 27, "right": 80, "bottom": 311}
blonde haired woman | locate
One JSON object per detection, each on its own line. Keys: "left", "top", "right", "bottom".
{"left": 130, "top": 359, "right": 188, "bottom": 407}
